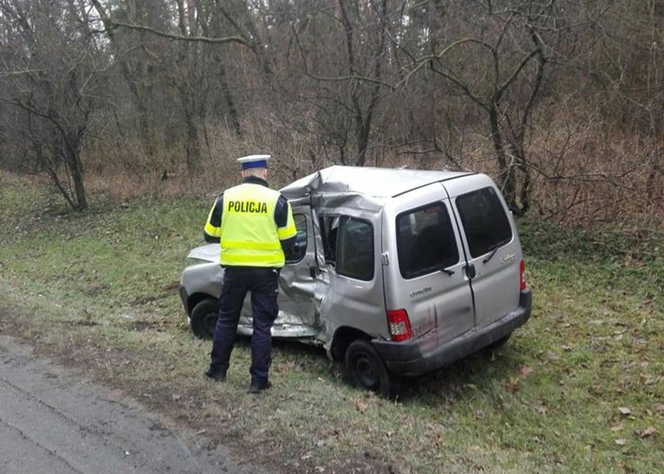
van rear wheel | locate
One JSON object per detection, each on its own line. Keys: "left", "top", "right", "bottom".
{"left": 190, "top": 298, "right": 219, "bottom": 340}
{"left": 345, "top": 339, "right": 400, "bottom": 399}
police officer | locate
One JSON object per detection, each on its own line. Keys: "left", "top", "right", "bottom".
{"left": 202, "top": 154, "right": 297, "bottom": 394}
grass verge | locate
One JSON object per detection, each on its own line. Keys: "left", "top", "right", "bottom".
{"left": 1, "top": 172, "right": 663, "bottom": 473}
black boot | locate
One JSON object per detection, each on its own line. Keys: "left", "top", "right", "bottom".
{"left": 248, "top": 379, "right": 271, "bottom": 394}
{"left": 204, "top": 367, "right": 227, "bottom": 382}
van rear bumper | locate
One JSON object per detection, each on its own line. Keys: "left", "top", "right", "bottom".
{"left": 373, "top": 289, "right": 532, "bottom": 377}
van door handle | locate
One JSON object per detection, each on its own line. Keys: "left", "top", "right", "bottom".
{"left": 465, "top": 264, "right": 476, "bottom": 279}
{"left": 309, "top": 267, "right": 320, "bottom": 278}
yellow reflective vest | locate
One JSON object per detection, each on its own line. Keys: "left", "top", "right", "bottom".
{"left": 204, "top": 182, "right": 297, "bottom": 267}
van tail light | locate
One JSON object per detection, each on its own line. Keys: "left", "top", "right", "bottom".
{"left": 520, "top": 260, "right": 527, "bottom": 291}
{"left": 387, "top": 309, "right": 413, "bottom": 342}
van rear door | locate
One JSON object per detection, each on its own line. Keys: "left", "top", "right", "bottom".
{"left": 382, "top": 184, "right": 474, "bottom": 345}
{"left": 443, "top": 176, "right": 522, "bottom": 328}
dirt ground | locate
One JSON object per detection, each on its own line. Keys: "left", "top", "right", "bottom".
{"left": 0, "top": 332, "right": 277, "bottom": 474}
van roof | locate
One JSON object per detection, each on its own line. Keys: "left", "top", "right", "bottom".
{"left": 281, "top": 165, "right": 474, "bottom": 199}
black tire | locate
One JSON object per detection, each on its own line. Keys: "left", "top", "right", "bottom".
{"left": 486, "top": 333, "right": 512, "bottom": 352}
{"left": 345, "top": 339, "right": 400, "bottom": 399}
{"left": 190, "top": 298, "right": 219, "bottom": 340}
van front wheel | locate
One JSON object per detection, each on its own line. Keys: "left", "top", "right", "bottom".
{"left": 190, "top": 298, "right": 219, "bottom": 340}
{"left": 345, "top": 339, "right": 400, "bottom": 399}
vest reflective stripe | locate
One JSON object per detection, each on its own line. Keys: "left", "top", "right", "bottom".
{"left": 220, "top": 251, "right": 285, "bottom": 266}
{"left": 219, "top": 183, "right": 285, "bottom": 267}
{"left": 277, "top": 211, "right": 297, "bottom": 240}
{"left": 221, "top": 240, "right": 282, "bottom": 250}
{"left": 204, "top": 202, "right": 222, "bottom": 237}
{"left": 205, "top": 221, "right": 221, "bottom": 237}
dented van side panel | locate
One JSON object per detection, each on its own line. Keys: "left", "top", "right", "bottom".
{"left": 312, "top": 201, "right": 390, "bottom": 349}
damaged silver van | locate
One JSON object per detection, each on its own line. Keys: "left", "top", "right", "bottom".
{"left": 179, "top": 166, "right": 532, "bottom": 397}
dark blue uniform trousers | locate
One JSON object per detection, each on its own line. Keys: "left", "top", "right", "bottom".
{"left": 210, "top": 267, "right": 279, "bottom": 383}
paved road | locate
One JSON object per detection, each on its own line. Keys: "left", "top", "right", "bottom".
{"left": 0, "top": 336, "right": 263, "bottom": 474}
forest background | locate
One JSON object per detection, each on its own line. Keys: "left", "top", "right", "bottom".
{"left": 1, "top": 0, "right": 662, "bottom": 228}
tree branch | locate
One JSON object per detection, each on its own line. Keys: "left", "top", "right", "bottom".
{"left": 108, "top": 20, "right": 249, "bottom": 47}
{"left": 291, "top": 24, "right": 396, "bottom": 90}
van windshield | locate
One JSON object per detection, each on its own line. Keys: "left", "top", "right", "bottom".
{"left": 456, "top": 187, "right": 513, "bottom": 258}
{"left": 396, "top": 202, "right": 459, "bottom": 279}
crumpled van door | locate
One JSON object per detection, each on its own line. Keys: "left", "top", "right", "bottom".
{"left": 273, "top": 207, "right": 320, "bottom": 337}
{"left": 443, "top": 175, "right": 522, "bottom": 328}
{"left": 382, "top": 183, "right": 474, "bottom": 345}
{"left": 237, "top": 207, "right": 320, "bottom": 338}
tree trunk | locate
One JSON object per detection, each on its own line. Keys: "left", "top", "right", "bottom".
{"left": 63, "top": 132, "right": 88, "bottom": 210}
{"left": 356, "top": 117, "right": 371, "bottom": 166}
{"left": 646, "top": 112, "right": 661, "bottom": 202}
{"left": 181, "top": 94, "right": 201, "bottom": 170}
{"left": 70, "top": 150, "right": 88, "bottom": 210}
{"left": 219, "top": 61, "right": 241, "bottom": 137}
{"left": 489, "top": 105, "right": 516, "bottom": 211}
{"left": 510, "top": 141, "right": 531, "bottom": 216}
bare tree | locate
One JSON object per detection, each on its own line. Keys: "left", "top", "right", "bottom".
{"left": 288, "top": 0, "right": 397, "bottom": 166}
{"left": 0, "top": 0, "right": 107, "bottom": 210}
{"left": 594, "top": 0, "right": 664, "bottom": 202}
{"left": 0, "top": 0, "right": 660, "bottom": 225}
{"left": 399, "top": 0, "right": 560, "bottom": 214}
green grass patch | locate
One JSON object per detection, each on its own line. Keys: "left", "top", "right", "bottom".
{"left": 1, "top": 173, "right": 663, "bottom": 473}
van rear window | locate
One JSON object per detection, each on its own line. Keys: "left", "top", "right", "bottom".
{"left": 337, "top": 217, "right": 374, "bottom": 281}
{"left": 456, "top": 187, "right": 512, "bottom": 258}
{"left": 396, "top": 202, "right": 459, "bottom": 279}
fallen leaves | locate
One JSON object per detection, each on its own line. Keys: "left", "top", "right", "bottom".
{"left": 353, "top": 398, "right": 369, "bottom": 413}
{"left": 617, "top": 407, "right": 632, "bottom": 416}
{"left": 519, "top": 365, "right": 534, "bottom": 378}
{"left": 504, "top": 364, "right": 534, "bottom": 393}
{"left": 275, "top": 361, "right": 298, "bottom": 375}
{"left": 504, "top": 377, "right": 519, "bottom": 393}
{"left": 638, "top": 426, "right": 658, "bottom": 439}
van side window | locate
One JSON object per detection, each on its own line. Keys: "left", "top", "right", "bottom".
{"left": 456, "top": 187, "right": 513, "bottom": 258}
{"left": 336, "top": 217, "right": 374, "bottom": 281}
{"left": 319, "top": 216, "right": 339, "bottom": 264}
{"left": 285, "top": 214, "right": 307, "bottom": 263}
{"left": 396, "top": 202, "right": 459, "bottom": 279}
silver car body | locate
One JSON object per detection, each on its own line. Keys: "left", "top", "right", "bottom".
{"left": 179, "top": 166, "right": 532, "bottom": 376}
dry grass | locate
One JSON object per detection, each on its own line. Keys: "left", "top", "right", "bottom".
{"left": 526, "top": 100, "right": 664, "bottom": 228}
{"left": 71, "top": 102, "right": 664, "bottom": 231}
